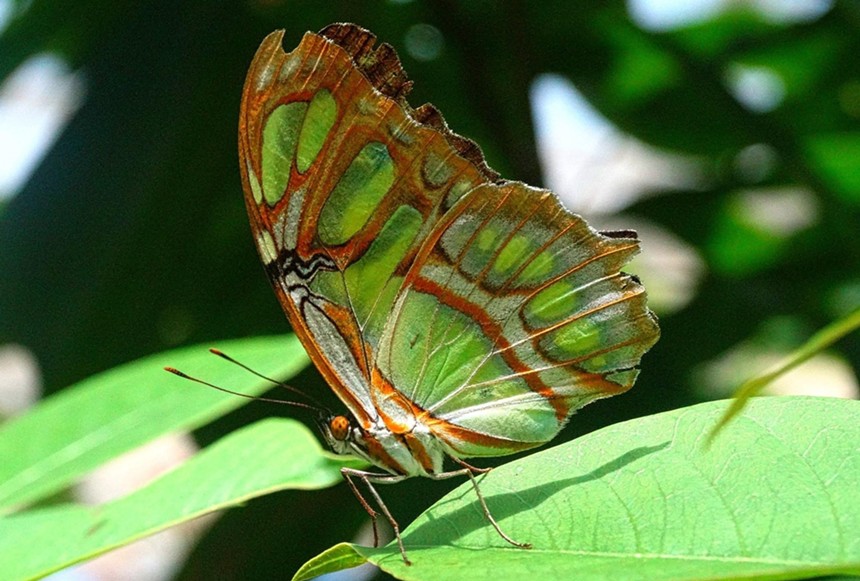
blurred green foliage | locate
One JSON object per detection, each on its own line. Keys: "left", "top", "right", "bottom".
{"left": 0, "top": 0, "right": 858, "bottom": 579}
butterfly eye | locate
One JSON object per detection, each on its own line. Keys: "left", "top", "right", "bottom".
{"left": 329, "top": 415, "right": 351, "bottom": 441}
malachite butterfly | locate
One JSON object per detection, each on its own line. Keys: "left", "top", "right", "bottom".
{"left": 238, "top": 23, "right": 660, "bottom": 564}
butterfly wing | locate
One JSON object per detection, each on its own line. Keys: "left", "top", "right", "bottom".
{"left": 373, "top": 181, "right": 660, "bottom": 457}
{"left": 240, "top": 24, "right": 659, "bottom": 454}
{"left": 238, "top": 25, "right": 498, "bottom": 426}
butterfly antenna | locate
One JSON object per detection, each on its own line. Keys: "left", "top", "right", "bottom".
{"left": 208, "top": 348, "right": 326, "bottom": 409}
{"left": 164, "top": 366, "right": 322, "bottom": 414}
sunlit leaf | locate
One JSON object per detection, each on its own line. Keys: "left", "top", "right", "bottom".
{"left": 301, "top": 397, "right": 860, "bottom": 580}
{"left": 0, "top": 335, "right": 308, "bottom": 511}
{"left": 0, "top": 418, "right": 355, "bottom": 581}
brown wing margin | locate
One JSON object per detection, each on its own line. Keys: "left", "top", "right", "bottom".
{"left": 319, "top": 23, "right": 501, "bottom": 183}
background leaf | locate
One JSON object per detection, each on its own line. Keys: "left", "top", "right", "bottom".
{"left": 0, "top": 418, "right": 354, "bottom": 581}
{"left": 710, "top": 309, "right": 860, "bottom": 440}
{"left": 0, "top": 334, "right": 307, "bottom": 511}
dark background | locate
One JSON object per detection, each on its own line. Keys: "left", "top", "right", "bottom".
{"left": 0, "top": 1, "right": 858, "bottom": 579}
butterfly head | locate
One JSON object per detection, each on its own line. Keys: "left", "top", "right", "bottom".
{"left": 318, "top": 412, "right": 364, "bottom": 456}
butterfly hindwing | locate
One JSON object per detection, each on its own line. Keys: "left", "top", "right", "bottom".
{"left": 375, "top": 182, "right": 660, "bottom": 456}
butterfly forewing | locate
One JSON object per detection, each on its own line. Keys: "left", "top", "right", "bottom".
{"left": 239, "top": 26, "right": 496, "bottom": 426}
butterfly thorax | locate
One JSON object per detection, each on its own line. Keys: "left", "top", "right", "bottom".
{"left": 320, "top": 411, "right": 448, "bottom": 478}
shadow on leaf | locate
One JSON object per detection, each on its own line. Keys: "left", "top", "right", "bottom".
{"left": 401, "top": 441, "right": 670, "bottom": 549}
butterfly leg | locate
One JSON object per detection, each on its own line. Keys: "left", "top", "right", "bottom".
{"left": 341, "top": 467, "right": 412, "bottom": 565}
{"left": 340, "top": 468, "right": 381, "bottom": 547}
{"left": 430, "top": 463, "right": 532, "bottom": 550}
{"left": 451, "top": 456, "right": 492, "bottom": 474}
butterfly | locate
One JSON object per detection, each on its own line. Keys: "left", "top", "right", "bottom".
{"left": 238, "top": 23, "right": 659, "bottom": 564}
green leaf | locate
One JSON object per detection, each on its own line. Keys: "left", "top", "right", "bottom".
{"left": 0, "top": 334, "right": 308, "bottom": 511}
{"left": 293, "top": 543, "right": 369, "bottom": 581}
{"left": 709, "top": 308, "right": 860, "bottom": 441}
{"left": 0, "top": 418, "right": 354, "bottom": 580}
{"left": 302, "top": 397, "right": 860, "bottom": 580}
{"left": 805, "top": 132, "right": 860, "bottom": 204}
